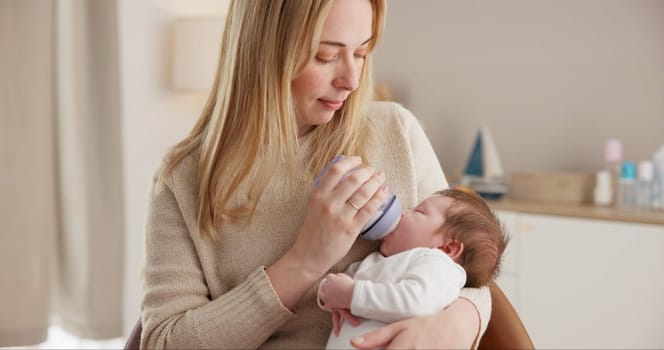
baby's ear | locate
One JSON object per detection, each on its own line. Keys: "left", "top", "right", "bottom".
{"left": 439, "top": 239, "right": 464, "bottom": 262}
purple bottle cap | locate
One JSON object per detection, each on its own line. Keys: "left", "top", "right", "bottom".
{"left": 360, "top": 194, "right": 401, "bottom": 240}
{"left": 313, "top": 155, "right": 346, "bottom": 188}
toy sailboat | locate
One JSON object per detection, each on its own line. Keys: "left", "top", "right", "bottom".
{"left": 459, "top": 127, "right": 509, "bottom": 199}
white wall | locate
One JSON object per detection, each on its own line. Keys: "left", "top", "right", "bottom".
{"left": 374, "top": 0, "right": 664, "bottom": 180}
{"left": 116, "top": 0, "right": 229, "bottom": 336}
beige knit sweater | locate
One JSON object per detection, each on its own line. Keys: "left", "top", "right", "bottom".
{"left": 140, "top": 101, "right": 491, "bottom": 349}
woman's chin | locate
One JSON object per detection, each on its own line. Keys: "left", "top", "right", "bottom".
{"left": 316, "top": 114, "right": 335, "bottom": 126}
{"left": 309, "top": 110, "right": 336, "bottom": 125}
{"left": 298, "top": 108, "right": 338, "bottom": 131}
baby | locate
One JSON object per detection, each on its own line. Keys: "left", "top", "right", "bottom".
{"left": 317, "top": 188, "right": 509, "bottom": 349}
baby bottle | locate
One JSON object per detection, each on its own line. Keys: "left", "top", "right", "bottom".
{"left": 593, "top": 170, "right": 613, "bottom": 206}
{"left": 604, "top": 138, "right": 623, "bottom": 206}
{"left": 636, "top": 161, "right": 654, "bottom": 210}
{"left": 617, "top": 161, "right": 637, "bottom": 209}
{"left": 314, "top": 155, "right": 402, "bottom": 240}
{"left": 652, "top": 145, "right": 664, "bottom": 211}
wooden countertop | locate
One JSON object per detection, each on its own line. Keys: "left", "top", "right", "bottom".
{"left": 488, "top": 197, "right": 664, "bottom": 226}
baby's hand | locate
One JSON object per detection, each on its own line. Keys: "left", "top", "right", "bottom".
{"left": 317, "top": 273, "right": 354, "bottom": 310}
{"left": 332, "top": 308, "right": 359, "bottom": 335}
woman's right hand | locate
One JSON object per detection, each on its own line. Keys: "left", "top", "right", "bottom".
{"left": 292, "top": 156, "right": 388, "bottom": 274}
{"left": 266, "top": 156, "right": 388, "bottom": 309}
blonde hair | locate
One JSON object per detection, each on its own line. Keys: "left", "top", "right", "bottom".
{"left": 159, "top": 0, "right": 386, "bottom": 239}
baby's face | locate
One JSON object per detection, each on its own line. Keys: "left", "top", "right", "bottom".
{"left": 380, "top": 195, "right": 454, "bottom": 256}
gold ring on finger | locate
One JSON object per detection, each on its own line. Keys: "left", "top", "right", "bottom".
{"left": 347, "top": 199, "right": 361, "bottom": 210}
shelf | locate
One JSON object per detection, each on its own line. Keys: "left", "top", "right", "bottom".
{"left": 489, "top": 197, "right": 664, "bottom": 226}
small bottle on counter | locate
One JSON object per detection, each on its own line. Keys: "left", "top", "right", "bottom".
{"left": 604, "top": 138, "right": 623, "bottom": 206}
{"left": 652, "top": 145, "right": 664, "bottom": 211}
{"left": 617, "top": 161, "right": 636, "bottom": 209}
{"left": 636, "top": 161, "right": 653, "bottom": 210}
{"left": 593, "top": 170, "right": 613, "bottom": 206}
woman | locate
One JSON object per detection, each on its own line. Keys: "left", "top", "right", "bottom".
{"left": 140, "top": 0, "right": 490, "bottom": 348}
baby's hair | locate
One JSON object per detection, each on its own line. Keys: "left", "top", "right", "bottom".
{"left": 435, "top": 188, "right": 509, "bottom": 287}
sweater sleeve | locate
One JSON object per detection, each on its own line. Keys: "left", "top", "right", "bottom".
{"left": 459, "top": 286, "right": 492, "bottom": 341}
{"left": 140, "top": 179, "right": 295, "bottom": 349}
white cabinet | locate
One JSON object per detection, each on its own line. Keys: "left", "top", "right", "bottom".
{"left": 495, "top": 210, "right": 664, "bottom": 349}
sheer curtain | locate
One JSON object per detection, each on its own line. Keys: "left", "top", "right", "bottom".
{"left": 0, "top": 0, "right": 125, "bottom": 346}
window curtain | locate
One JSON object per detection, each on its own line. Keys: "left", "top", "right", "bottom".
{"left": 0, "top": 0, "right": 125, "bottom": 346}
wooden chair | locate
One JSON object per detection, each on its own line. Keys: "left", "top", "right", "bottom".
{"left": 124, "top": 319, "right": 142, "bottom": 350}
{"left": 124, "top": 282, "right": 533, "bottom": 349}
{"left": 478, "top": 281, "right": 534, "bottom": 349}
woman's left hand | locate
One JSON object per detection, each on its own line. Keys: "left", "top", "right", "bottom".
{"left": 350, "top": 298, "right": 480, "bottom": 349}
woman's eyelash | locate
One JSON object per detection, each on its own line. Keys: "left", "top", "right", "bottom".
{"left": 315, "top": 56, "right": 336, "bottom": 64}
{"left": 315, "top": 53, "right": 366, "bottom": 64}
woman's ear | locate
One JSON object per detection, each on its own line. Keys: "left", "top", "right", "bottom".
{"left": 439, "top": 238, "right": 464, "bottom": 261}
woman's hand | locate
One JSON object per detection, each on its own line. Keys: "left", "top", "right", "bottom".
{"left": 351, "top": 298, "right": 480, "bottom": 349}
{"left": 266, "top": 156, "right": 388, "bottom": 309}
{"left": 290, "top": 156, "right": 388, "bottom": 276}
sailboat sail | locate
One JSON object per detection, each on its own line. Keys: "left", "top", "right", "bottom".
{"left": 461, "top": 127, "right": 508, "bottom": 199}
{"left": 481, "top": 127, "right": 504, "bottom": 179}
{"left": 464, "top": 132, "right": 483, "bottom": 177}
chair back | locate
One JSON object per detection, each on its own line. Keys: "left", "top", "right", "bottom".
{"left": 478, "top": 281, "right": 534, "bottom": 349}
{"left": 124, "top": 319, "right": 142, "bottom": 350}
